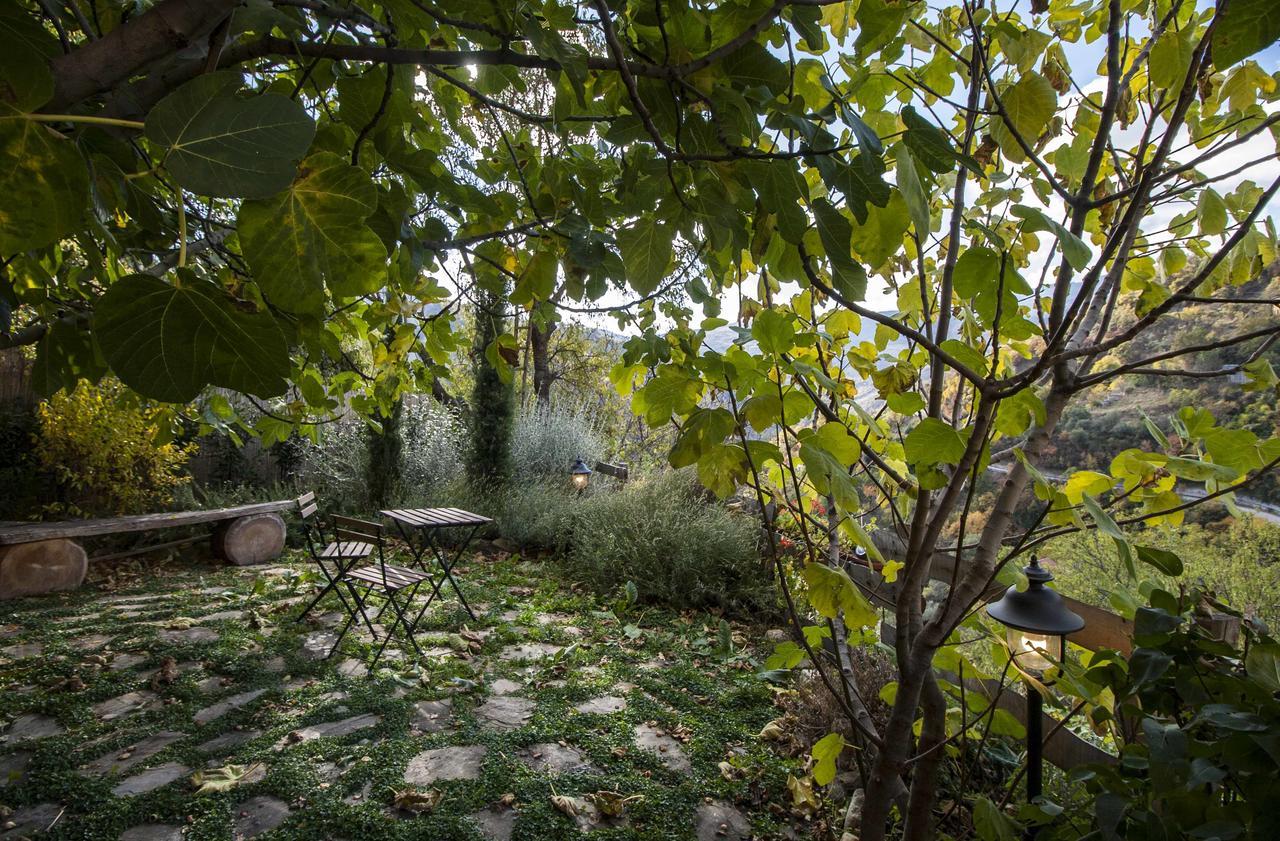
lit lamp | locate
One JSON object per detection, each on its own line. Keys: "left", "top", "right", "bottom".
{"left": 986, "top": 554, "right": 1084, "bottom": 833}
{"left": 569, "top": 458, "right": 592, "bottom": 492}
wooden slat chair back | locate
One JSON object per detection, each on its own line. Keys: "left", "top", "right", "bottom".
{"left": 332, "top": 514, "right": 384, "bottom": 545}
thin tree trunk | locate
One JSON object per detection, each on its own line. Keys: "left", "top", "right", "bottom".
{"left": 530, "top": 318, "right": 555, "bottom": 406}
{"left": 902, "top": 673, "right": 948, "bottom": 840}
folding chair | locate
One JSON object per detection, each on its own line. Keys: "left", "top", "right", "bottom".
{"left": 294, "top": 493, "right": 432, "bottom": 666}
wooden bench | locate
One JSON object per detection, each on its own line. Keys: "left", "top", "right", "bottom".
{"left": 0, "top": 499, "right": 299, "bottom": 599}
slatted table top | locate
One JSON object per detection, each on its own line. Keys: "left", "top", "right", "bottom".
{"left": 381, "top": 507, "right": 493, "bottom": 528}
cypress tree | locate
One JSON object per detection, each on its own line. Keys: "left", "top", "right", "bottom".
{"left": 466, "top": 284, "right": 513, "bottom": 484}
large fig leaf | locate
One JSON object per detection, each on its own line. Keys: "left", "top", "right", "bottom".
{"left": 145, "top": 72, "right": 315, "bottom": 198}
{"left": 237, "top": 152, "right": 386, "bottom": 315}
{"left": 0, "top": 105, "right": 89, "bottom": 253}
{"left": 95, "top": 273, "right": 290, "bottom": 403}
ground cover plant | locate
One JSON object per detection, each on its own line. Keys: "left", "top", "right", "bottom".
{"left": 1, "top": 548, "right": 799, "bottom": 840}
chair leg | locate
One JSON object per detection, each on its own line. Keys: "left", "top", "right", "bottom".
{"left": 326, "top": 591, "right": 361, "bottom": 660}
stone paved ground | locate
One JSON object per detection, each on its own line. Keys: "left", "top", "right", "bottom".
{"left": 0, "top": 550, "right": 798, "bottom": 839}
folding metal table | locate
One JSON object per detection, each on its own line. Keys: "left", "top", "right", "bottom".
{"left": 381, "top": 507, "right": 491, "bottom": 622}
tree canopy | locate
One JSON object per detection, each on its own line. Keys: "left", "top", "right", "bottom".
{"left": 3, "top": 1, "right": 1280, "bottom": 837}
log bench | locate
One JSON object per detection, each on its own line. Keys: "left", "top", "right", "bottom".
{"left": 0, "top": 500, "right": 298, "bottom": 599}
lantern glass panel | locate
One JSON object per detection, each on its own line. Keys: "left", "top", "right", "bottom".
{"left": 572, "top": 471, "right": 589, "bottom": 490}
{"left": 1008, "top": 629, "right": 1062, "bottom": 673}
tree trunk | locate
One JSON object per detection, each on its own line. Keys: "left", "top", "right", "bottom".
{"left": 367, "top": 395, "right": 404, "bottom": 509}
{"left": 530, "top": 318, "right": 556, "bottom": 406}
{"left": 902, "top": 673, "right": 948, "bottom": 840}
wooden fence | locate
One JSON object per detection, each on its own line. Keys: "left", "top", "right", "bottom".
{"left": 0, "top": 349, "right": 34, "bottom": 407}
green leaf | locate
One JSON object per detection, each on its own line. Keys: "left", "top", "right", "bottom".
{"left": 991, "top": 73, "right": 1056, "bottom": 163}
{"left": 1062, "top": 470, "right": 1113, "bottom": 503}
{"left": 855, "top": 0, "right": 909, "bottom": 56}
{"left": 750, "top": 160, "right": 809, "bottom": 244}
{"left": 973, "top": 796, "right": 1020, "bottom": 841}
{"left": 1197, "top": 189, "right": 1228, "bottom": 236}
{"left": 896, "top": 147, "right": 931, "bottom": 237}
{"left": 632, "top": 368, "right": 699, "bottom": 425}
{"left": 0, "top": 4, "right": 59, "bottom": 111}
{"left": 849, "top": 191, "right": 910, "bottom": 269}
{"left": 811, "top": 733, "right": 845, "bottom": 786}
{"left": 816, "top": 153, "right": 892, "bottom": 224}
{"left": 801, "top": 562, "right": 878, "bottom": 628}
{"left": 1134, "top": 545, "right": 1183, "bottom": 577}
{"left": 1245, "top": 644, "right": 1280, "bottom": 692}
{"left": 1081, "top": 494, "right": 1124, "bottom": 540}
{"left": 952, "top": 247, "right": 1000, "bottom": 298}
{"left": 1212, "top": 0, "right": 1280, "bottom": 69}
{"left": 32, "top": 318, "right": 106, "bottom": 396}
{"left": 813, "top": 198, "right": 868, "bottom": 301}
{"left": 1011, "top": 206, "right": 1091, "bottom": 271}
{"left": 752, "top": 308, "right": 796, "bottom": 355}
{"left": 617, "top": 215, "right": 673, "bottom": 296}
{"left": 94, "top": 273, "right": 290, "bottom": 403}
{"left": 697, "top": 442, "right": 748, "bottom": 498}
{"left": 1150, "top": 27, "right": 1195, "bottom": 90}
{"left": 238, "top": 152, "right": 386, "bottom": 315}
{"left": 904, "top": 418, "right": 968, "bottom": 466}
{"left": 0, "top": 104, "right": 89, "bottom": 253}
{"left": 902, "top": 106, "right": 978, "bottom": 176}
{"left": 145, "top": 71, "right": 315, "bottom": 198}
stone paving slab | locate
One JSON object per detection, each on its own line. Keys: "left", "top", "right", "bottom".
{"left": 300, "top": 631, "right": 337, "bottom": 660}
{"left": 194, "top": 689, "right": 267, "bottom": 725}
{"left": 119, "top": 825, "right": 185, "bottom": 841}
{"left": 93, "top": 690, "right": 163, "bottom": 721}
{"left": 81, "top": 730, "right": 185, "bottom": 777}
{"left": 283, "top": 713, "right": 380, "bottom": 746}
{"left": 158, "top": 627, "right": 220, "bottom": 645}
{"left": 475, "top": 696, "right": 534, "bottom": 731}
{"left": 633, "top": 723, "right": 692, "bottom": 773}
{"left": 0, "top": 802, "right": 62, "bottom": 838}
{"left": 2, "top": 713, "right": 63, "bottom": 743}
{"left": 517, "top": 742, "right": 597, "bottom": 775}
{"left": 198, "top": 729, "right": 261, "bottom": 755}
{"left": 499, "top": 642, "right": 563, "bottom": 661}
{"left": 694, "top": 800, "right": 752, "bottom": 841}
{"left": 0, "top": 641, "right": 43, "bottom": 659}
{"left": 470, "top": 805, "right": 515, "bottom": 841}
{"left": 112, "top": 761, "right": 189, "bottom": 797}
{"left": 0, "top": 751, "right": 30, "bottom": 787}
{"left": 69, "top": 632, "right": 114, "bottom": 651}
{"left": 574, "top": 695, "right": 627, "bottom": 715}
{"left": 107, "top": 653, "right": 148, "bottom": 671}
{"left": 234, "top": 795, "right": 291, "bottom": 839}
{"left": 411, "top": 700, "right": 453, "bottom": 734}
{"left": 487, "top": 677, "right": 522, "bottom": 695}
{"left": 404, "top": 745, "right": 487, "bottom": 785}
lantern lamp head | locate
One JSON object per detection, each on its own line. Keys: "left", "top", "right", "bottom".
{"left": 570, "top": 458, "right": 592, "bottom": 490}
{"left": 986, "top": 555, "right": 1085, "bottom": 676}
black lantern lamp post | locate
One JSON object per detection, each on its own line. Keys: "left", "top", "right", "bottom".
{"left": 986, "top": 554, "right": 1084, "bottom": 831}
{"left": 569, "top": 458, "right": 592, "bottom": 493}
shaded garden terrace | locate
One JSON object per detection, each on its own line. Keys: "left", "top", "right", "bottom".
{"left": 0, "top": 550, "right": 790, "bottom": 841}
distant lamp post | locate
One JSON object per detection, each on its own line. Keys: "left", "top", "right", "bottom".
{"left": 986, "top": 554, "right": 1084, "bottom": 834}
{"left": 569, "top": 458, "right": 592, "bottom": 492}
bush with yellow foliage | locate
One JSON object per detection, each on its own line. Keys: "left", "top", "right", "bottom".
{"left": 34, "top": 379, "right": 196, "bottom": 517}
